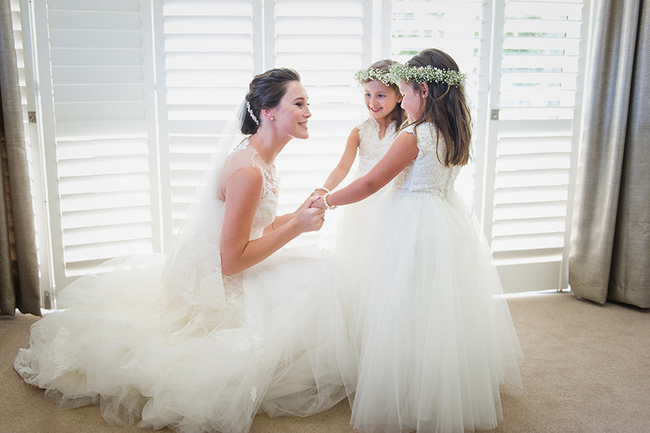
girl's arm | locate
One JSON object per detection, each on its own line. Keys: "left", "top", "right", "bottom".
{"left": 321, "top": 130, "right": 418, "bottom": 207}
{"left": 267, "top": 127, "right": 359, "bottom": 236}
{"left": 316, "top": 128, "right": 360, "bottom": 193}
{"left": 221, "top": 166, "right": 325, "bottom": 276}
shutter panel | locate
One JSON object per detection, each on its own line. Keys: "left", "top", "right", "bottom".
{"left": 12, "top": 0, "right": 55, "bottom": 302}
{"left": 389, "top": 0, "right": 587, "bottom": 293}
{"left": 273, "top": 0, "right": 369, "bottom": 245}
{"left": 43, "top": 0, "right": 159, "bottom": 281}
{"left": 390, "top": 0, "right": 490, "bottom": 211}
{"left": 156, "top": 0, "right": 255, "bottom": 247}
{"left": 482, "top": 0, "right": 587, "bottom": 292}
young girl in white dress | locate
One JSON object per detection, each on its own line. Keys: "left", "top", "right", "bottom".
{"left": 315, "top": 60, "right": 404, "bottom": 288}
{"left": 316, "top": 49, "right": 523, "bottom": 433}
{"left": 14, "top": 68, "right": 357, "bottom": 433}
{"left": 315, "top": 59, "right": 404, "bottom": 198}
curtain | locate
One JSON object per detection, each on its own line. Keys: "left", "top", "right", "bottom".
{"left": 569, "top": 0, "right": 650, "bottom": 308}
{"left": 0, "top": 0, "right": 40, "bottom": 317}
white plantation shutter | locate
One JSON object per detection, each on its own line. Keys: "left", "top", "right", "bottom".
{"left": 390, "top": 0, "right": 489, "bottom": 211}
{"left": 272, "top": 0, "right": 369, "bottom": 245}
{"left": 155, "top": 0, "right": 256, "bottom": 249}
{"left": 32, "top": 0, "right": 160, "bottom": 286}
{"left": 482, "top": 0, "right": 588, "bottom": 292}
{"left": 12, "top": 0, "right": 54, "bottom": 304}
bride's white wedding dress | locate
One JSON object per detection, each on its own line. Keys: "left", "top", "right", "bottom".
{"left": 14, "top": 142, "right": 357, "bottom": 433}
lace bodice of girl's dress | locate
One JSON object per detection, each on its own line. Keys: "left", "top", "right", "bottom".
{"left": 393, "top": 123, "right": 461, "bottom": 196}
{"left": 161, "top": 141, "right": 280, "bottom": 314}
{"left": 356, "top": 117, "right": 397, "bottom": 175}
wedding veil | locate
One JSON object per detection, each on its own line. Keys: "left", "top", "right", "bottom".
{"left": 160, "top": 100, "right": 248, "bottom": 309}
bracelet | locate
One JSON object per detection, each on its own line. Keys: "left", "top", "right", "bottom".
{"left": 322, "top": 192, "right": 338, "bottom": 210}
{"left": 313, "top": 186, "right": 331, "bottom": 194}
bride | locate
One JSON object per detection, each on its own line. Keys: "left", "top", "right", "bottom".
{"left": 14, "top": 68, "right": 357, "bottom": 433}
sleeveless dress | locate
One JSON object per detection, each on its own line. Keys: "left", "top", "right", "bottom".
{"left": 326, "top": 117, "right": 397, "bottom": 250}
{"left": 340, "top": 123, "right": 523, "bottom": 433}
{"left": 355, "top": 117, "right": 397, "bottom": 178}
{"left": 14, "top": 143, "right": 357, "bottom": 433}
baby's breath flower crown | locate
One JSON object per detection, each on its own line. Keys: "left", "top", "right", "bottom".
{"left": 354, "top": 68, "right": 397, "bottom": 86}
{"left": 389, "top": 63, "right": 466, "bottom": 87}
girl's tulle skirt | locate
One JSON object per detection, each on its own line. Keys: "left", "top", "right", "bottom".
{"left": 14, "top": 247, "right": 357, "bottom": 433}
{"left": 335, "top": 190, "right": 523, "bottom": 433}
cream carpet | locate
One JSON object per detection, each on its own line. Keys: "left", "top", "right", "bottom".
{"left": 2, "top": 291, "right": 649, "bottom": 433}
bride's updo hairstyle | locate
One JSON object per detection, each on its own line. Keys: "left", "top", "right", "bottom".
{"left": 242, "top": 68, "right": 301, "bottom": 135}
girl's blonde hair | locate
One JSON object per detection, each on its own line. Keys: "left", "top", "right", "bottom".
{"left": 400, "top": 48, "right": 472, "bottom": 167}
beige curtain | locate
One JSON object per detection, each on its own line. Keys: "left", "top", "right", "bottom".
{"left": 569, "top": 0, "right": 650, "bottom": 308}
{"left": 0, "top": 0, "right": 40, "bottom": 317}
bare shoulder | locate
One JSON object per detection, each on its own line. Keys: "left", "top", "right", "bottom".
{"left": 224, "top": 166, "right": 264, "bottom": 199}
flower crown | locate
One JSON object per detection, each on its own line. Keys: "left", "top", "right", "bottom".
{"left": 389, "top": 63, "right": 466, "bottom": 87}
{"left": 355, "top": 64, "right": 467, "bottom": 88}
{"left": 354, "top": 68, "right": 398, "bottom": 86}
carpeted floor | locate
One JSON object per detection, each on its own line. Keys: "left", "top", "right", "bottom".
{"left": 2, "top": 291, "right": 649, "bottom": 433}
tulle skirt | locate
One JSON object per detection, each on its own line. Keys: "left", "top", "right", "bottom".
{"left": 14, "top": 247, "right": 357, "bottom": 433}
{"left": 335, "top": 190, "right": 523, "bottom": 433}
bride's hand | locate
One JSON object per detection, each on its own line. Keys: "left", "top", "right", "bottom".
{"left": 295, "top": 196, "right": 326, "bottom": 232}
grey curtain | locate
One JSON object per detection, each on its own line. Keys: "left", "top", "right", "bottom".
{"left": 569, "top": 0, "right": 650, "bottom": 308}
{"left": 0, "top": 0, "right": 40, "bottom": 316}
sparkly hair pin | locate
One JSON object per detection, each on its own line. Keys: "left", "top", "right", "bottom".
{"left": 246, "top": 101, "right": 259, "bottom": 125}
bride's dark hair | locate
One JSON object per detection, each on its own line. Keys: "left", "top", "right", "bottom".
{"left": 242, "top": 68, "right": 301, "bottom": 135}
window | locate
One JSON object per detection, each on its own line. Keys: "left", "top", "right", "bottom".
{"left": 16, "top": 0, "right": 590, "bottom": 299}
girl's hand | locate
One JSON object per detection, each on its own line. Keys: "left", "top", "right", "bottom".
{"left": 312, "top": 197, "right": 326, "bottom": 210}
{"left": 295, "top": 195, "right": 326, "bottom": 232}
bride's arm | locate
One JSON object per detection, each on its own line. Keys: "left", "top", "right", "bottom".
{"left": 319, "top": 130, "right": 418, "bottom": 207}
{"left": 220, "top": 166, "right": 324, "bottom": 276}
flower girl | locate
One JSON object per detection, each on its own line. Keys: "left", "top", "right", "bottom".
{"left": 316, "top": 49, "right": 523, "bottom": 433}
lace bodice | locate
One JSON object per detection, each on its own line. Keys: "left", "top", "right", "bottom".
{"left": 356, "top": 118, "right": 397, "bottom": 175}
{"left": 161, "top": 142, "right": 280, "bottom": 314}
{"left": 392, "top": 123, "right": 460, "bottom": 196}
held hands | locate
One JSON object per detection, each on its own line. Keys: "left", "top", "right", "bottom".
{"left": 312, "top": 197, "right": 326, "bottom": 210}
{"left": 294, "top": 195, "right": 326, "bottom": 233}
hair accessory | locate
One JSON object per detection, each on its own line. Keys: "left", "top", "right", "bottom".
{"left": 389, "top": 64, "right": 466, "bottom": 87}
{"left": 246, "top": 101, "right": 259, "bottom": 125}
{"left": 354, "top": 68, "right": 398, "bottom": 86}
{"left": 322, "top": 192, "right": 338, "bottom": 210}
